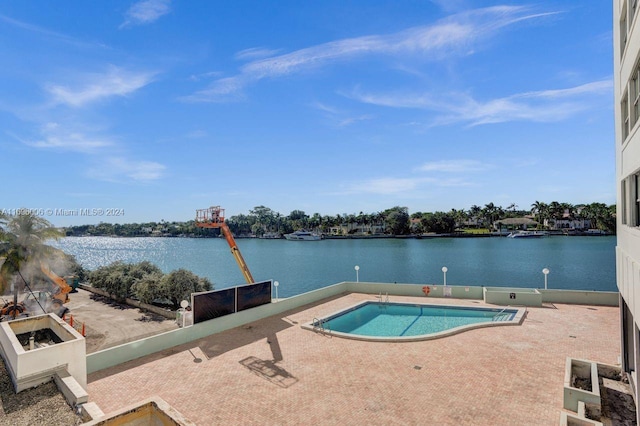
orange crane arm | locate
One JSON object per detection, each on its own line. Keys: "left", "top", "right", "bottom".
{"left": 195, "top": 206, "right": 255, "bottom": 284}
{"left": 40, "top": 263, "right": 71, "bottom": 303}
{"left": 220, "top": 223, "right": 255, "bottom": 284}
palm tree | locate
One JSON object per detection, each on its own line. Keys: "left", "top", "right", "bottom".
{"left": 531, "top": 201, "right": 549, "bottom": 227}
{"left": 0, "top": 212, "right": 63, "bottom": 297}
{"left": 468, "top": 205, "right": 482, "bottom": 227}
{"left": 482, "top": 203, "right": 498, "bottom": 230}
{"left": 549, "top": 201, "right": 563, "bottom": 220}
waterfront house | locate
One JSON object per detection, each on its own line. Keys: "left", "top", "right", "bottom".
{"left": 544, "top": 217, "right": 592, "bottom": 231}
{"left": 493, "top": 217, "right": 539, "bottom": 232}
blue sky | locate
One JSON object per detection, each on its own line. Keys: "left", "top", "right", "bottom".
{"left": 0, "top": 1, "right": 614, "bottom": 226}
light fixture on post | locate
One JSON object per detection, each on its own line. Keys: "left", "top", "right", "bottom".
{"left": 542, "top": 268, "right": 549, "bottom": 290}
{"left": 274, "top": 281, "right": 279, "bottom": 302}
{"left": 442, "top": 266, "right": 448, "bottom": 287}
{"left": 354, "top": 265, "right": 360, "bottom": 282}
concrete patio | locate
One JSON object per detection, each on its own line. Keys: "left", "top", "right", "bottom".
{"left": 87, "top": 293, "right": 620, "bottom": 425}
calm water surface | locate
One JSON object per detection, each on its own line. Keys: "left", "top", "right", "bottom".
{"left": 53, "top": 236, "right": 617, "bottom": 297}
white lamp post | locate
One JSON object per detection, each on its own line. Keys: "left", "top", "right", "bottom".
{"left": 274, "top": 281, "right": 279, "bottom": 302}
{"left": 354, "top": 265, "right": 360, "bottom": 282}
{"left": 442, "top": 266, "right": 448, "bottom": 286}
{"left": 542, "top": 268, "right": 549, "bottom": 290}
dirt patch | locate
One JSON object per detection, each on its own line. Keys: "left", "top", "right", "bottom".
{"left": 66, "top": 288, "right": 178, "bottom": 353}
{"left": 600, "top": 375, "right": 637, "bottom": 425}
{"left": 89, "top": 294, "right": 134, "bottom": 310}
{"left": 0, "top": 359, "right": 81, "bottom": 426}
{"left": 135, "top": 312, "right": 166, "bottom": 323}
{"left": 572, "top": 374, "right": 592, "bottom": 392}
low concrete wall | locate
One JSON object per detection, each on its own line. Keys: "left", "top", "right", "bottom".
{"left": 78, "top": 284, "right": 176, "bottom": 319}
{"left": 345, "top": 282, "right": 484, "bottom": 299}
{"left": 484, "top": 287, "right": 543, "bottom": 307}
{"left": 86, "top": 282, "right": 349, "bottom": 374}
{"left": 539, "top": 289, "right": 619, "bottom": 307}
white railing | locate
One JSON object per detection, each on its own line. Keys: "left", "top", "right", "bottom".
{"left": 376, "top": 292, "right": 389, "bottom": 304}
{"left": 492, "top": 306, "right": 511, "bottom": 321}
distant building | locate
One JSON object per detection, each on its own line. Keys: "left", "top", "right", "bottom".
{"left": 493, "top": 217, "right": 538, "bottom": 231}
{"left": 543, "top": 218, "right": 592, "bottom": 230}
{"left": 614, "top": 1, "right": 640, "bottom": 422}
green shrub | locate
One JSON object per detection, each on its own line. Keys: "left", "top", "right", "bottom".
{"left": 89, "top": 261, "right": 212, "bottom": 308}
{"left": 161, "top": 269, "right": 212, "bottom": 309}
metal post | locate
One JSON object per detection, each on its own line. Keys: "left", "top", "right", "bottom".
{"left": 354, "top": 265, "right": 360, "bottom": 282}
{"left": 442, "top": 266, "right": 448, "bottom": 286}
{"left": 542, "top": 268, "right": 550, "bottom": 290}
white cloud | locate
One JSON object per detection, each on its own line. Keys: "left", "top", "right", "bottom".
{"left": 47, "top": 66, "right": 155, "bottom": 107}
{"left": 19, "top": 122, "right": 112, "bottom": 153}
{"left": 309, "top": 102, "right": 373, "bottom": 127}
{"left": 18, "top": 123, "right": 164, "bottom": 183}
{"left": 0, "top": 14, "right": 108, "bottom": 49}
{"left": 514, "top": 80, "right": 612, "bottom": 100}
{"left": 234, "top": 47, "right": 282, "bottom": 61}
{"left": 181, "top": 76, "right": 245, "bottom": 102}
{"left": 343, "top": 175, "right": 473, "bottom": 195}
{"left": 338, "top": 115, "right": 374, "bottom": 127}
{"left": 121, "top": 0, "right": 171, "bottom": 28}
{"left": 417, "top": 160, "right": 492, "bottom": 173}
{"left": 186, "top": 6, "right": 556, "bottom": 102}
{"left": 88, "top": 157, "right": 165, "bottom": 182}
{"left": 349, "top": 79, "right": 612, "bottom": 126}
{"left": 310, "top": 102, "right": 341, "bottom": 115}
{"left": 188, "top": 71, "right": 223, "bottom": 82}
{"left": 350, "top": 177, "right": 428, "bottom": 194}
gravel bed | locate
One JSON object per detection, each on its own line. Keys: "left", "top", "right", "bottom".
{"left": 0, "top": 359, "right": 81, "bottom": 426}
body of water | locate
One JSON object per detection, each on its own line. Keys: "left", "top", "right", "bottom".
{"left": 52, "top": 236, "right": 617, "bottom": 297}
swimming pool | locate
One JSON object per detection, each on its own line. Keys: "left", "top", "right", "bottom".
{"left": 304, "top": 301, "right": 526, "bottom": 341}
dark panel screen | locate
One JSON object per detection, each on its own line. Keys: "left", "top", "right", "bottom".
{"left": 237, "top": 280, "right": 272, "bottom": 312}
{"left": 193, "top": 287, "right": 236, "bottom": 324}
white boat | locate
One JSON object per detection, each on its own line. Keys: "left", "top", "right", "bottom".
{"left": 284, "top": 230, "right": 321, "bottom": 241}
{"left": 506, "top": 230, "right": 547, "bottom": 238}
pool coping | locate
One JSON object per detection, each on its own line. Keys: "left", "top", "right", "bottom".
{"left": 301, "top": 300, "right": 528, "bottom": 342}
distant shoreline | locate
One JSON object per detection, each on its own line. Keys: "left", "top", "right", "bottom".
{"left": 64, "top": 231, "right": 614, "bottom": 240}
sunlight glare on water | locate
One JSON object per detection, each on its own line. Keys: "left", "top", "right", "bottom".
{"left": 52, "top": 236, "right": 617, "bottom": 297}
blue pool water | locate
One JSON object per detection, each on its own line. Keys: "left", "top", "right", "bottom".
{"left": 320, "top": 302, "right": 517, "bottom": 337}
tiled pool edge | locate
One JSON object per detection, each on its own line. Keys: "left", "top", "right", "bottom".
{"left": 301, "top": 300, "right": 527, "bottom": 342}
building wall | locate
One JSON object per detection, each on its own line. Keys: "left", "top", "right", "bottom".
{"left": 614, "top": 0, "right": 640, "bottom": 421}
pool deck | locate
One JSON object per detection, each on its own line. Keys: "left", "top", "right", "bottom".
{"left": 87, "top": 293, "right": 621, "bottom": 425}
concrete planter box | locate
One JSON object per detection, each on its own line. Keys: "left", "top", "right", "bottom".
{"left": 559, "top": 411, "right": 603, "bottom": 426}
{"left": 563, "top": 358, "right": 601, "bottom": 414}
{"left": 483, "top": 287, "right": 542, "bottom": 307}
{"left": 0, "top": 313, "right": 86, "bottom": 392}
{"left": 82, "top": 396, "right": 195, "bottom": 425}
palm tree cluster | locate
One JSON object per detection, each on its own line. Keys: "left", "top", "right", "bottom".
{"left": 63, "top": 200, "right": 617, "bottom": 238}
{"left": 530, "top": 201, "right": 616, "bottom": 232}
{"left": 226, "top": 206, "right": 398, "bottom": 236}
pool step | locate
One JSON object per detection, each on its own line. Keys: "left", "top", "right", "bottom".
{"left": 492, "top": 313, "right": 512, "bottom": 322}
